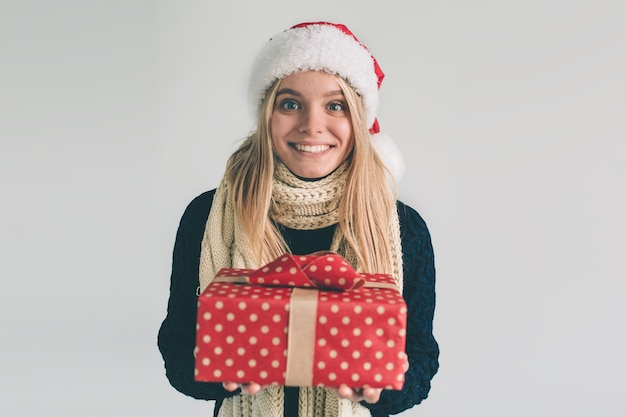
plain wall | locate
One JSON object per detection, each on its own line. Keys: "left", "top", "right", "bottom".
{"left": 1, "top": 1, "right": 625, "bottom": 415}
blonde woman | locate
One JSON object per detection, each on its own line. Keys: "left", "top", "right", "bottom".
{"left": 158, "top": 22, "right": 439, "bottom": 417}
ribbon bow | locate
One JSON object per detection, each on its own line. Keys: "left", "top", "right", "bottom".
{"left": 219, "top": 251, "right": 366, "bottom": 291}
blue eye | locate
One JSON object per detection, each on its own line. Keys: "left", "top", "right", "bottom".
{"left": 280, "top": 99, "right": 300, "bottom": 111}
{"left": 328, "top": 102, "right": 345, "bottom": 112}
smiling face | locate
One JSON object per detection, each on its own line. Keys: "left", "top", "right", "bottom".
{"left": 270, "top": 71, "right": 354, "bottom": 179}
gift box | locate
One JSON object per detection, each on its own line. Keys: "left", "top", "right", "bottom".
{"left": 194, "top": 251, "right": 407, "bottom": 390}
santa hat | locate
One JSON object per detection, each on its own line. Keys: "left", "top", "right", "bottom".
{"left": 248, "top": 21, "right": 405, "bottom": 180}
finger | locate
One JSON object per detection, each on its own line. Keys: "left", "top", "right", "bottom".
{"left": 337, "top": 384, "right": 354, "bottom": 398}
{"left": 240, "top": 383, "right": 256, "bottom": 395}
{"left": 362, "top": 387, "right": 382, "bottom": 404}
{"left": 336, "top": 384, "right": 362, "bottom": 402}
{"left": 240, "top": 383, "right": 265, "bottom": 395}
{"left": 222, "top": 382, "right": 240, "bottom": 392}
{"left": 402, "top": 352, "right": 410, "bottom": 373}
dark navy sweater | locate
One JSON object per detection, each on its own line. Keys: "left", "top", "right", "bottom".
{"left": 158, "top": 190, "right": 439, "bottom": 416}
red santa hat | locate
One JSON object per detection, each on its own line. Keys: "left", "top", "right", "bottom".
{"left": 248, "top": 21, "right": 405, "bottom": 180}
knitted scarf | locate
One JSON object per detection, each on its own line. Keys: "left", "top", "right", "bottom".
{"left": 198, "top": 161, "right": 403, "bottom": 417}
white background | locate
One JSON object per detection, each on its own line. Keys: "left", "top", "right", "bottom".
{"left": 1, "top": 1, "right": 625, "bottom": 416}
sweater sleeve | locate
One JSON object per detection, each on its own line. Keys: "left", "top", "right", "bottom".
{"left": 363, "top": 202, "right": 440, "bottom": 416}
{"left": 157, "top": 190, "right": 238, "bottom": 401}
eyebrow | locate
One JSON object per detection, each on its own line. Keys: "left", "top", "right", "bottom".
{"left": 275, "top": 88, "right": 344, "bottom": 97}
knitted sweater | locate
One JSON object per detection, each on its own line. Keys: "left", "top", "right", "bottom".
{"left": 157, "top": 190, "right": 439, "bottom": 416}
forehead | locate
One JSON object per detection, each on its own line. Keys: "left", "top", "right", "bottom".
{"left": 278, "top": 71, "right": 343, "bottom": 93}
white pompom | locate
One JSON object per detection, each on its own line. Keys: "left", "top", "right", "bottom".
{"left": 371, "top": 132, "right": 405, "bottom": 181}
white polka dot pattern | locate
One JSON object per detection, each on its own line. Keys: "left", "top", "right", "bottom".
{"left": 194, "top": 252, "right": 408, "bottom": 390}
{"left": 311, "top": 271, "right": 406, "bottom": 389}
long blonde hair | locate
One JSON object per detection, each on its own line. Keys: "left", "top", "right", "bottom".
{"left": 224, "top": 73, "right": 396, "bottom": 274}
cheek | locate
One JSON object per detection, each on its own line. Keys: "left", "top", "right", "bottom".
{"left": 337, "top": 120, "right": 354, "bottom": 144}
{"left": 270, "top": 113, "right": 290, "bottom": 140}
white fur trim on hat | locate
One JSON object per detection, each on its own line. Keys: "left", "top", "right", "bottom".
{"left": 371, "top": 132, "right": 405, "bottom": 181}
{"left": 248, "top": 23, "right": 380, "bottom": 128}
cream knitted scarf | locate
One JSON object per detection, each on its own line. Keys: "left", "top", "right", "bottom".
{"left": 198, "top": 161, "right": 403, "bottom": 417}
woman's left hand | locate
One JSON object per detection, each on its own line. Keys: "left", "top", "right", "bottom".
{"left": 222, "top": 382, "right": 268, "bottom": 395}
{"left": 328, "top": 384, "right": 382, "bottom": 404}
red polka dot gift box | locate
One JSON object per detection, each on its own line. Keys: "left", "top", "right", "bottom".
{"left": 194, "top": 251, "right": 408, "bottom": 390}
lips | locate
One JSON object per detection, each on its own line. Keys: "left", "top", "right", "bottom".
{"left": 292, "top": 143, "right": 331, "bottom": 153}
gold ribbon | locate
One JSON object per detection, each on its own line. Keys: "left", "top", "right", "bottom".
{"left": 285, "top": 288, "right": 318, "bottom": 386}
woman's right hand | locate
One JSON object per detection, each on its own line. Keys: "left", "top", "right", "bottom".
{"left": 222, "top": 382, "right": 268, "bottom": 395}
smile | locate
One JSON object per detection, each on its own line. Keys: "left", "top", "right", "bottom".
{"left": 293, "top": 144, "right": 331, "bottom": 154}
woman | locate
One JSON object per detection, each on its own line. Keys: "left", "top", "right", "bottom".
{"left": 158, "top": 22, "right": 439, "bottom": 417}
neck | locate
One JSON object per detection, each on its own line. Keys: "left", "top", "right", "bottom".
{"left": 286, "top": 163, "right": 344, "bottom": 183}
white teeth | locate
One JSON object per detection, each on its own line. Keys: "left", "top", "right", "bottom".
{"left": 294, "top": 144, "right": 330, "bottom": 153}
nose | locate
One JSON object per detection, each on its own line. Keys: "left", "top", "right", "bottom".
{"left": 298, "top": 107, "right": 324, "bottom": 134}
